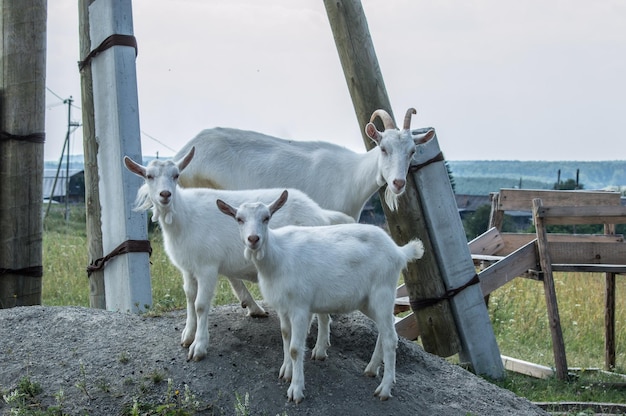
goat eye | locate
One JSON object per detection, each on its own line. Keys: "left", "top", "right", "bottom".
{"left": 263, "top": 216, "right": 270, "bottom": 224}
{"left": 173, "top": 174, "right": 179, "bottom": 180}
{"left": 146, "top": 174, "right": 154, "bottom": 180}
{"left": 380, "top": 147, "right": 387, "bottom": 155}
{"left": 236, "top": 218, "right": 244, "bottom": 224}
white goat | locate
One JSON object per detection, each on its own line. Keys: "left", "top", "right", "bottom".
{"left": 124, "top": 147, "right": 354, "bottom": 362}
{"left": 217, "top": 190, "right": 424, "bottom": 402}
{"left": 176, "top": 108, "right": 434, "bottom": 220}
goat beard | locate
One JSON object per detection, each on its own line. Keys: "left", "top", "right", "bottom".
{"left": 384, "top": 187, "right": 400, "bottom": 212}
{"left": 244, "top": 247, "right": 265, "bottom": 261}
{"left": 151, "top": 206, "right": 174, "bottom": 225}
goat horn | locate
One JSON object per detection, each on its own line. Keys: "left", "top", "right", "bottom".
{"left": 403, "top": 108, "right": 416, "bottom": 131}
{"left": 369, "top": 109, "right": 396, "bottom": 130}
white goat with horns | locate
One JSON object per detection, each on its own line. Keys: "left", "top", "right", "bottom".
{"left": 124, "top": 147, "right": 354, "bottom": 362}
{"left": 176, "top": 108, "right": 434, "bottom": 220}
{"left": 217, "top": 190, "right": 425, "bottom": 403}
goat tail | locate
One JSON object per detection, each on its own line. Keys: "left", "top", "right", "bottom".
{"left": 401, "top": 239, "right": 425, "bottom": 263}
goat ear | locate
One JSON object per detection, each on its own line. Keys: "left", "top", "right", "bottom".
{"left": 365, "top": 123, "right": 382, "bottom": 145}
{"left": 270, "top": 190, "right": 288, "bottom": 216}
{"left": 414, "top": 129, "right": 435, "bottom": 145}
{"left": 124, "top": 156, "right": 146, "bottom": 178}
{"left": 177, "top": 146, "right": 195, "bottom": 172}
{"left": 216, "top": 199, "right": 237, "bottom": 218}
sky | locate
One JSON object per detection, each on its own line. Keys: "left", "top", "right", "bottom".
{"left": 45, "top": 0, "right": 626, "bottom": 162}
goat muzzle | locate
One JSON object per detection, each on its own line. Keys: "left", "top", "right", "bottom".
{"left": 159, "top": 190, "right": 172, "bottom": 204}
{"left": 392, "top": 179, "right": 406, "bottom": 194}
{"left": 247, "top": 235, "right": 260, "bottom": 247}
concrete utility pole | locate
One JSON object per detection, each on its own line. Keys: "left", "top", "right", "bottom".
{"left": 87, "top": 0, "right": 151, "bottom": 312}
{"left": 0, "top": 0, "right": 47, "bottom": 308}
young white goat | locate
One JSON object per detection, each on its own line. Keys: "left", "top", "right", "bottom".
{"left": 177, "top": 108, "right": 434, "bottom": 220}
{"left": 124, "top": 147, "right": 353, "bottom": 362}
{"left": 217, "top": 190, "right": 424, "bottom": 403}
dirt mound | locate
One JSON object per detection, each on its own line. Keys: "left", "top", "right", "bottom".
{"left": 0, "top": 305, "right": 547, "bottom": 415}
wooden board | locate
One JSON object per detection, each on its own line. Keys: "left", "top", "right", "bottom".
{"left": 537, "top": 205, "right": 626, "bottom": 225}
{"left": 468, "top": 227, "right": 504, "bottom": 256}
{"left": 478, "top": 240, "right": 539, "bottom": 296}
{"left": 395, "top": 314, "right": 420, "bottom": 341}
{"left": 501, "top": 355, "right": 554, "bottom": 379}
{"left": 498, "top": 189, "right": 621, "bottom": 212}
{"left": 547, "top": 241, "right": 626, "bottom": 265}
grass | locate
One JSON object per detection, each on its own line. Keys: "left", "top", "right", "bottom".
{"left": 39, "top": 203, "right": 626, "bottom": 407}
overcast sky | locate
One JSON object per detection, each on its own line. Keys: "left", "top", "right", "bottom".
{"left": 45, "top": 0, "right": 625, "bottom": 162}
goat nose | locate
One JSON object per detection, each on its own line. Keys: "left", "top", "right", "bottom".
{"left": 160, "top": 190, "right": 171, "bottom": 199}
{"left": 248, "top": 235, "right": 259, "bottom": 245}
{"left": 393, "top": 179, "right": 406, "bottom": 190}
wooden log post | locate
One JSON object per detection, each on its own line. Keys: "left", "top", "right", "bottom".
{"left": 78, "top": 0, "right": 105, "bottom": 309}
{"left": 532, "top": 198, "right": 568, "bottom": 380}
{"left": 325, "top": 0, "right": 505, "bottom": 378}
{"left": 604, "top": 223, "right": 616, "bottom": 370}
{"left": 323, "top": 0, "right": 461, "bottom": 359}
{"left": 0, "top": 0, "right": 46, "bottom": 308}
{"left": 87, "top": 0, "right": 151, "bottom": 312}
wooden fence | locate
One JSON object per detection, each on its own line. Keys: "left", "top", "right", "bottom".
{"left": 468, "top": 188, "right": 626, "bottom": 379}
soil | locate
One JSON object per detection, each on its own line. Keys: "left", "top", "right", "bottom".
{"left": 0, "top": 304, "right": 548, "bottom": 416}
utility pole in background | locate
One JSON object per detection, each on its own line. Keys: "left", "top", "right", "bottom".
{"left": 0, "top": 0, "right": 47, "bottom": 308}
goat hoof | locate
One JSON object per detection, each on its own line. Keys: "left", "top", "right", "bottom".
{"left": 248, "top": 311, "right": 269, "bottom": 318}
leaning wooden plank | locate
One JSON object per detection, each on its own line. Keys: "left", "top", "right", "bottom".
{"left": 412, "top": 132, "right": 505, "bottom": 378}
{"left": 498, "top": 189, "right": 621, "bottom": 211}
{"left": 500, "top": 233, "right": 537, "bottom": 255}
{"left": 501, "top": 355, "right": 554, "bottom": 379}
{"left": 478, "top": 240, "right": 539, "bottom": 296}
{"left": 533, "top": 198, "right": 568, "bottom": 380}
{"left": 395, "top": 313, "right": 420, "bottom": 341}
{"left": 468, "top": 227, "right": 504, "bottom": 256}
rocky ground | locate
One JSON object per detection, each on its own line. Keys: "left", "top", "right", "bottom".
{"left": 0, "top": 304, "right": 548, "bottom": 415}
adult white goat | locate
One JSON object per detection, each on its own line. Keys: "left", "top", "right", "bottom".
{"left": 217, "top": 190, "right": 425, "bottom": 402}
{"left": 124, "top": 147, "right": 353, "bottom": 362}
{"left": 176, "top": 108, "right": 434, "bottom": 220}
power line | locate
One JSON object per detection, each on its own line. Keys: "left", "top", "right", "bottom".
{"left": 46, "top": 86, "right": 65, "bottom": 101}
{"left": 48, "top": 86, "right": 175, "bottom": 154}
{"left": 141, "top": 130, "right": 177, "bottom": 153}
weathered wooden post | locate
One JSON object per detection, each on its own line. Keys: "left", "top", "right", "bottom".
{"left": 0, "top": 0, "right": 47, "bottom": 308}
{"left": 532, "top": 198, "right": 568, "bottom": 380}
{"left": 85, "top": 0, "right": 151, "bottom": 312}
{"left": 324, "top": 0, "right": 504, "bottom": 378}
{"left": 323, "top": 0, "right": 460, "bottom": 359}
{"left": 78, "top": 0, "right": 106, "bottom": 309}
{"left": 604, "top": 224, "right": 616, "bottom": 370}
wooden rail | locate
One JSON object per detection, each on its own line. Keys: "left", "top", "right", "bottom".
{"left": 464, "top": 188, "right": 625, "bottom": 379}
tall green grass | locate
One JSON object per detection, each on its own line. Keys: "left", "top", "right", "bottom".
{"left": 42, "top": 203, "right": 258, "bottom": 311}
{"left": 41, "top": 204, "right": 626, "bottom": 404}
{"left": 489, "top": 273, "right": 625, "bottom": 372}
